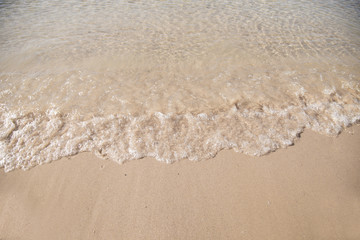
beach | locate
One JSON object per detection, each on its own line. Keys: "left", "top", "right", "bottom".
{"left": 1, "top": 125, "right": 359, "bottom": 240}
{"left": 1, "top": 1, "right": 360, "bottom": 239}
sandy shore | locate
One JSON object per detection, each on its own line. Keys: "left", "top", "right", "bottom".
{"left": 1, "top": 125, "right": 360, "bottom": 240}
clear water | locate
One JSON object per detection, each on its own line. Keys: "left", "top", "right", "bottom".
{"left": 1, "top": 0, "right": 360, "bottom": 171}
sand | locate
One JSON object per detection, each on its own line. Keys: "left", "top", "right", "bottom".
{"left": 0, "top": 125, "right": 360, "bottom": 240}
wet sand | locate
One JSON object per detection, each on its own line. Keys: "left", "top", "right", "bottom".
{"left": 1, "top": 125, "right": 360, "bottom": 240}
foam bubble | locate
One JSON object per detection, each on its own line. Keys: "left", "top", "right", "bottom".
{"left": 1, "top": 90, "right": 359, "bottom": 172}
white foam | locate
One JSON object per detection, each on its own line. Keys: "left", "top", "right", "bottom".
{"left": 1, "top": 88, "right": 359, "bottom": 172}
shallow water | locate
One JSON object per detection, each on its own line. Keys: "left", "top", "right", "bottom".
{"left": 1, "top": 0, "right": 360, "bottom": 171}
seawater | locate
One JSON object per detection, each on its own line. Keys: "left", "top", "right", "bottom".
{"left": 1, "top": 0, "right": 359, "bottom": 172}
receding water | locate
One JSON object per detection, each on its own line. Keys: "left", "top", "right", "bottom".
{"left": 1, "top": 0, "right": 360, "bottom": 171}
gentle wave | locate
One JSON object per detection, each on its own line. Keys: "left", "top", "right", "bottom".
{"left": 1, "top": 89, "right": 359, "bottom": 172}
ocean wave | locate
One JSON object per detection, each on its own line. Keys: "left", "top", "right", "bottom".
{"left": 1, "top": 89, "right": 359, "bottom": 172}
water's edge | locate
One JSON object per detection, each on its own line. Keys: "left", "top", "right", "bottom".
{"left": 1, "top": 95, "right": 359, "bottom": 172}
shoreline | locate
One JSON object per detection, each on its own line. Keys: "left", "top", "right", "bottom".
{"left": 2, "top": 101, "right": 359, "bottom": 172}
{"left": 0, "top": 125, "right": 360, "bottom": 239}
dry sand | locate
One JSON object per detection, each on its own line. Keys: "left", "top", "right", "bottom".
{"left": 1, "top": 125, "right": 360, "bottom": 240}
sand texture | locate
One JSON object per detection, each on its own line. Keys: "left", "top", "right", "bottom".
{"left": 1, "top": 125, "right": 360, "bottom": 240}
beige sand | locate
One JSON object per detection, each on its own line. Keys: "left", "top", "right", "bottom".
{"left": 1, "top": 125, "right": 360, "bottom": 240}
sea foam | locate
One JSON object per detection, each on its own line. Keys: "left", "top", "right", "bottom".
{"left": 1, "top": 89, "right": 359, "bottom": 172}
